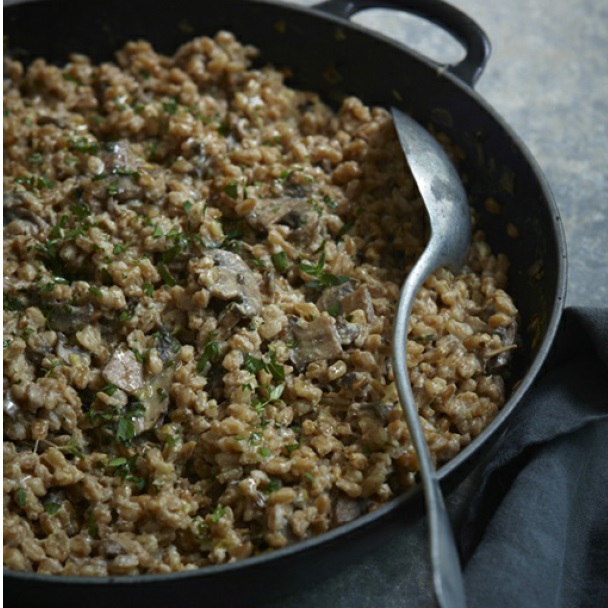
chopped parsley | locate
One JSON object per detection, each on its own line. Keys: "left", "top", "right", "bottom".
{"left": 87, "top": 512, "right": 99, "bottom": 537}
{"left": 243, "top": 354, "right": 266, "bottom": 375}
{"left": 69, "top": 137, "right": 99, "bottom": 154}
{"left": 224, "top": 180, "right": 239, "bottom": 200}
{"left": 118, "top": 310, "right": 133, "bottom": 322}
{"left": 27, "top": 152, "right": 44, "bottom": 165}
{"left": 157, "top": 261, "right": 176, "bottom": 286}
{"left": 198, "top": 340, "right": 220, "bottom": 373}
{"left": 243, "top": 351, "right": 285, "bottom": 383}
{"left": 115, "top": 403, "right": 145, "bottom": 447}
{"left": 265, "top": 479, "right": 282, "bottom": 493}
{"left": 210, "top": 504, "right": 226, "bottom": 523}
{"left": 62, "top": 73, "right": 83, "bottom": 85}
{"left": 4, "top": 296, "right": 26, "bottom": 312}
{"left": 271, "top": 251, "right": 289, "bottom": 272}
{"left": 323, "top": 195, "right": 338, "bottom": 209}
{"left": 299, "top": 250, "right": 348, "bottom": 289}
{"left": 15, "top": 487, "right": 26, "bottom": 508}
{"left": 162, "top": 98, "right": 179, "bottom": 115}
{"left": 59, "top": 434, "right": 85, "bottom": 459}
{"left": 327, "top": 302, "right": 341, "bottom": 318}
{"left": 101, "top": 383, "right": 118, "bottom": 397}
{"left": 44, "top": 501, "right": 62, "bottom": 516}
{"left": 14, "top": 174, "right": 54, "bottom": 190}
{"left": 106, "top": 454, "right": 145, "bottom": 489}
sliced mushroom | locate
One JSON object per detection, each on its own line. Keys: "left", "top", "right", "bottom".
{"left": 348, "top": 402, "right": 394, "bottom": 423}
{"left": 99, "top": 539, "right": 126, "bottom": 558}
{"left": 316, "top": 282, "right": 354, "bottom": 314}
{"left": 247, "top": 198, "right": 319, "bottom": 242}
{"left": 3, "top": 390, "right": 19, "bottom": 418}
{"left": 155, "top": 328, "right": 181, "bottom": 363}
{"left": 341, "top": 286, "right": 375, "bottom": 322}
{"left": 339, "top": 372, "right": 369, "bottom": 392}
{"left": 335, "top": 320, "right": 361, "bottom": 346}
{"left": 56, "top": 335, "right": 91, "bottom": 367}
{"left": 486, "top": 320, "right": 518, "bottom": 372}
{"left": 333, "top": 496, "right": 364, "bottom": 525}
{"left": 46, "top": 302, "right": 94, "bottom": 334}
{"left": 94, "top": 140, "right": 142, "bottom": 202}
{"left": 200, "top": 249, "right": 262, "bottom": 318}
{"left": 102, "top": 346, "right": 144, "bottom": 393}
{"left": 101, "top": 139, "right": 140, "bottom": 174}
{"left": 132, "top": 366, "right": 173, "bottom": 433}
{"left": 317, "top": 283, "right": 374, "bottom": 324}
{"left": 288, "top": 315, "right": 343, "bottom": 369}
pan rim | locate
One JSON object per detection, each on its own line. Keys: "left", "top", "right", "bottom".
{"left": 3, "top": 0, "right": 567, "bottom": 586}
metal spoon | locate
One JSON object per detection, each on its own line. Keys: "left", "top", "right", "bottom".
{"left": 391, "top": 107, "right": 471, "bottom": 608}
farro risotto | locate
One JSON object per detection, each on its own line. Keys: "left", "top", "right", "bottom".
{"left": 3, "top": 31, "right": 518, "bottom": 576}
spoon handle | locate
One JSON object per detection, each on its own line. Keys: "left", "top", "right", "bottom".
{"left": 393, "top": 255, "right": 467, "bottom": 608}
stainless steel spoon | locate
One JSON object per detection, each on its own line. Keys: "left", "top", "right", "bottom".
{"left": 391, "top": 107, "right": 471, "bottom": 608}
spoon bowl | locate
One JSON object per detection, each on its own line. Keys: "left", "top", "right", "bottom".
{"left": 391, "top": 107, "right": 471, "bottom": 608}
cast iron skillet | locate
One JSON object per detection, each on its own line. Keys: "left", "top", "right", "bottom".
{"left": 4, "top": 0, "right": 567, "bottom": 606}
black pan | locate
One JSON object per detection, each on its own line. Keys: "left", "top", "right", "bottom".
{"left": 3, "top": 1, "right": 567, "bottom": 606}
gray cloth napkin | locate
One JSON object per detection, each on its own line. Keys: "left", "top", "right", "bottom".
{"left": 462, "top": 307, "right": 608, "bottom": 607}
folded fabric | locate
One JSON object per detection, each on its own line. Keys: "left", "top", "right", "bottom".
{"left": 462, "top": 307, "right": 608, "bottom": 607}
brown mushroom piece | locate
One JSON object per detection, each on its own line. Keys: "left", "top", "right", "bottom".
{"left": 94, "top": 140, "right": 142, "bottom": 202}
{"left": 316, "top": 282, "right": 354, "bottom": 314}
{"left": 333, "top": 496, "right": 365, "bottom": 525}
{"left": 56, "top": 335, "right": 91, "bottom": 367}
{"left": 486, "top": 320, "right": 519, "bottom": 372}
{"left": 341, "top": 286, "right": 375, "bottom": 322}
{"left": 288, "top": 315, "right": 343, "bottom": 370}
{"left": 46, "top": 302, "right": 94, "bottom": 334}
{"left": 102, "top": 345, "right": 144, "bottom": 393}
{"left": 247, "top": 198, "right": 319, "bottom": 243}
{"left": 132, "top": 366, "right": 173, "bottom": 434}
{"left": 200, "top": 249, "right": 262, "bottom": 318}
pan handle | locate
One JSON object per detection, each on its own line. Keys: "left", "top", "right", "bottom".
{"left": 313, "top": 0, "right": 491, "bottom": 87}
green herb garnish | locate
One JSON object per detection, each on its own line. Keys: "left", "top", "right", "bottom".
{"left": 157, "top": 261, "right": 176, "bottom": 286}
{"left": 115, "top": 403, "right": 145, "bottom": 447}
{"left": 210, "top": 504, "right": 226, "bottom": 523}
{"left": 87, "top": 512, "right": 99, "bottom": 537}
{"left": 69, "top": 137, "right": 99, "bottom": 154}
{"left": 271, "top": 251, "right": 289, "bottom": 272}
{"left": 299, "top": 250, "right": 349, "bottom": 289}
{"left": 15, "top": 488, "right": 26, "bottom": 508}
{"left": 44, "top": 502, "right": 62, "bottom": 516}
{"left": 162, "top": 98, "right": 178, "bottom": 115}
{"left": 198, "top": 340, "right": 220, "bottom": 373}
{"left": 224, "top": 181, "right": 239, "bottom": 200}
